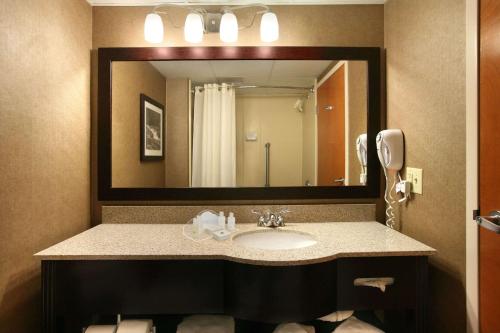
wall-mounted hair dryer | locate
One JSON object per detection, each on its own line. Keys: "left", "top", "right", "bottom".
{"left": 356, "top": 134, "right": 368, "bottom": 185}
{"left": 376, "top": 129, "right": 404, "bottom": 171}
{"left": 376, "top": 129, "right": 407, "bottom": 229}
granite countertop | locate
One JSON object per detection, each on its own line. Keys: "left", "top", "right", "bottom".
{"left": 35, "top": 222, "right": 435, "bottom": 266}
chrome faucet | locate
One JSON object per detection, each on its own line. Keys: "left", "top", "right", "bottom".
{"left": 251, "top": 208, "right": 290, "bottom": 228}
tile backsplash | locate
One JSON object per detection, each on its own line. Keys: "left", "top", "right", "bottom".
{"left": 102, "top": 204, "right": 376, "bottom": 224}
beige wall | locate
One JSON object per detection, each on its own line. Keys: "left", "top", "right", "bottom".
{"left": 91, "top": 4, "right": 384, "bottom": 222}
{"left": 385, "top": 1, "right": 466, "bottom": 332}
{"left": 165, "top": 78, "right": 190, "bottom": 187}
{"left": 112, "top": 61, "right": 166, "bottom": 187}
{"left": 92, "top": 5, "right": 384, "bottom": 48}
{"left": 0, "top": 0, "right": 92, "bottom": 332}
{"left": 236, "top": 95, "right": 303, "bottom": 187}
{"left": 347, "top": 61, "right": 368, "bottom": 186}
{"left": 302, "top": 92, "right": 317, "bottom": 186}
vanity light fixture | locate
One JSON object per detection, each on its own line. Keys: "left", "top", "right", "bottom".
{"left": 144, "top": 3, "right": 279, "bottom": 44}
{"left": 260, "top": 11, "right": 279, "bottom": 43}
{"left": 219, "top": 10, "right": 238, "bottom": 43}
{"left": 184, "top": 12, "right": 204, "bottom": 43}
{"left": 144, "top": 13, "right": 164, "bottom": 44}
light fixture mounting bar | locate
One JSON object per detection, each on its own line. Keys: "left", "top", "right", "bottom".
{"left": 204, "top": 13, "right": 222, "bottom": 33}
{"left": 151, "top": 2, "right": 270, "bottom": 32}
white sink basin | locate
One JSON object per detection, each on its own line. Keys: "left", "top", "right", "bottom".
{"left": 233, "top": 229, "right": 317, "bottom": 250}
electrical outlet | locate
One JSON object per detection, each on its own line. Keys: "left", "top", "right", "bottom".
{"left": 406, "top": 167, "right": 423, "bottom": 194}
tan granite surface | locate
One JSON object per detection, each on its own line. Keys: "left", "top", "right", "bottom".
{"left": 101, "top": 204, "right": 376, "bottom": 224}
{"left": 35, "top": 222, "right": 435, "bottom": 266}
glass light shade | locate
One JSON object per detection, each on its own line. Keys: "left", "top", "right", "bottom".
{"left": 184, "top": 13, "right": 204, "bottom": 43}
{"left": 144, "top": 13, "right": 164, "bottom": 43}
{"left": 220, "top": 12, "right": 238, "bottom": 43}
{"left": 260, "top": 12, "right": 279, "bottom": 42}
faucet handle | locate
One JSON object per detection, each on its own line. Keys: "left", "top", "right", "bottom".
{"left": 251, "top": 209, "right": 266, "bottom": 227}
{"left": 274, "top": 208, "right": 290, "bottom": 227}
{"left": 276, "top": 214, "right": 285, "bottom": 227}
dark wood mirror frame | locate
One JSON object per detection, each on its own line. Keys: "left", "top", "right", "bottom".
{"left": 98, "top": 47, "right": 382, "bottom": 201}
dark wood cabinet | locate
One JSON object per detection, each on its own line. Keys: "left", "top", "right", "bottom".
{"left": 42, "top": 256, "right": 428, "bottom": 333}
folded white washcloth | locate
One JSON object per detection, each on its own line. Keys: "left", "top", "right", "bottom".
{"left": 318, "top": 311, "right": 354, "bottom": 322}
{"left": 273, "top": 323, "right": 315, "bottom": 333}
{"left": 116, "top": 320, "right": 153, "bottom": 333}
{"left": 85, "top": 325, "right": 117, "bottom": 333}
{"left": 177, "top": 315, "right": 234, "bottom": 333}
{"left": 333, "top": 316, "right": 384, "bottom": 333}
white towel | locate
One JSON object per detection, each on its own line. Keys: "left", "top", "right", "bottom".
{"left": 273, "top": 323, "right": 315, "bottom": 333}
{"left": 177, "top": 315, "right": 234, "bottom": 333}
{"left": 318, "top": 311, "right": 354, "bottom": 322}
{"left": 353, "top": 277, "right": 394, "bottom": 292}
{"left": 116, "top": 320, "right": 153, "bottom": 333}
{"left": 85, "top": 325, "right": 117, "bottom": 333}
{"left": 333, "top": 316, "right": 383, "bottom": 333}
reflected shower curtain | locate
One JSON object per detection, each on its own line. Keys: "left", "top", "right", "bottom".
{"left": 192, "top": 83, "right": 236, "bottom": 187}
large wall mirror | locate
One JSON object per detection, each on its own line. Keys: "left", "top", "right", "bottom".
{"left": 98, "top": 47, "right": 381, "bottom": 200}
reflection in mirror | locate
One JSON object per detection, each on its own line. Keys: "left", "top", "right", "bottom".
{"left": 111, "top": 60, "right": 368, "bottom": 188}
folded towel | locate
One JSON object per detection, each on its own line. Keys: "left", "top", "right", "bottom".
{"left": 177, "top": 315, "right": 234, "bottom": 333}
{"left": 273, "top": 323, "right": 315, "bottom": 333}
{"left": 116, "top": 320, "right": 153, "bottom": 333}
{"left": 333, "top": 316, "right": 384, "bottom": 333}
{"left": 353, "top": 277, "right": 394, "bottom": 292}
{"left": 85, "top": 326, "right": 117, "bottom": 333}
{"left": 318, "top": 311, "right": 354, "bottom": 322}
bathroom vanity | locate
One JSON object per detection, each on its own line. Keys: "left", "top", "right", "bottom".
{"left": 54, "top": 46, "right": 435, "bottom": 332}
{"left": 37, "top": 222, "right": 434, "bottom": 333}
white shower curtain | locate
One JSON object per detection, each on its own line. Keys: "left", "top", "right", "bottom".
{"left": 192, "top": 83, "right": 236, "bottom": 187}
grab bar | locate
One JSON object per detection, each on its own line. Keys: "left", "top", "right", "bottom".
{"left": 265, "top": 142, "right": 271, "bottom": 187}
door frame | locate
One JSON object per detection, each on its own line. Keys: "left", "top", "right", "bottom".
{"left": 317, "top": 61, "right": 351, "bottom": 185}
{"left": 466, "top": 0, "right": 479, "bottom": 332}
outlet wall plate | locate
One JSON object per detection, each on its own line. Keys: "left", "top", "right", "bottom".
{"left": 406, "top": 167, "right": 423, "bottom": 194}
